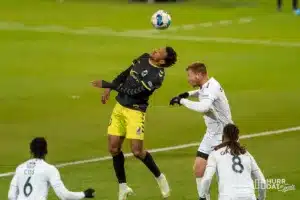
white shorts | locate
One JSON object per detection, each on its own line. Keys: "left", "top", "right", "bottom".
{"left": 198, "top": 133, "right": 223, "bottom": 155}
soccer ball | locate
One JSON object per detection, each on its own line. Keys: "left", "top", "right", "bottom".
{"left": 151, "top": 10, "right": 171, "bottom": 30}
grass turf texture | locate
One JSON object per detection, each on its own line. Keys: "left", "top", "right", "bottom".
{"left": 0, "top": 0, "right": 300, "bottom": 199}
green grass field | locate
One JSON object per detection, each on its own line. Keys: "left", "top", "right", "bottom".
{"left": 1, "top": 0, "right": 300, "bottom": 199}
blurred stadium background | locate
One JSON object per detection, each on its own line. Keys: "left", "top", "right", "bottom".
{"left": 0, "top": 0, "right": 299, "bottom": 199}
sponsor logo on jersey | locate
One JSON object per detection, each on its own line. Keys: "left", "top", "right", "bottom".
{"left": 147, "top": 81, "right": 153, "bottom": 88}
{"left": 159, "top": 70, "right": 164, "bottom": 77}
{"left": 136, "top": 127, "right": 142, "bottom": 135}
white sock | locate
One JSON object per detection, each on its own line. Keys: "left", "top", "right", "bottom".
{"left": 196, "top": 178, "right": 210, "bottom": 200}
{"left": 206, "top": 193, "right": 211, "bottom": 200}
{"left": 119, "top": 183, "right": 128, "bottom": 190}
{"left": 196, "top": 177, "right": 202, "bottom": 198}
{"left": 156, "top": 173, "right": 164, "bottom": 181}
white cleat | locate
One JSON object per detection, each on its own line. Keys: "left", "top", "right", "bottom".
{"left": 156, "top": 173, "right": 171, "bottom": 199}
{"left": 118, "top": 184, "right": 134, "bottom": 200}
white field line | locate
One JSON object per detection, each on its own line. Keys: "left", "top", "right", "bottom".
{"left": 144, "top": 17, "right": 253, "bottom": 33}
{"left": 0, "top": 126, "right": 300, "bottom": 178}
{"left": 0, "top": 17, "right": 252, "bottom": 36}
{"left": 0, "top": 21, "right": 300, "bottom": 47}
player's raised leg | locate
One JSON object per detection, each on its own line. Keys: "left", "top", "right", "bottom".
{"left": 130, "top": 139, "right": 170, "bottom": 198}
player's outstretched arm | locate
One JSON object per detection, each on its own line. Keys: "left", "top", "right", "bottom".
{"left": 8, "top": 174, "right": 18, "bottom": 200}
{"left": 188, "top": 90, "right": 199, "bottom": 97}
{"left": 92, "top": 74, "right": 160, "bottom": 96}
{"left": 169, "top": 90, "right": 198, "bottom": 102}
{"left": 52, "top": 182, "right": 95, "bottom": 200}
{"left": 170, "top": 89, "right": 215, "bottom": 112}
{"left": 49, "top": 166, "right": 95, "bottom": 199}
{"left": 180, "top": 98, "right": 213, "bottom": 113}
{"left": 169, "top": 90, "right": 199, "bottom": 106}
{"left": 96, "top": 80, "right": 147, "bottom": 96}
{"left": 199, "top": 153, "right": 217, "bottom": 199}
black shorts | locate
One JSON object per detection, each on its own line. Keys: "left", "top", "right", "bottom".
{"left": 196, "top": 151, "right": 209, "bottom": 160}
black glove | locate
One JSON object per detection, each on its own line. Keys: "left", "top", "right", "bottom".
{"left": 169, "top": 96, "right": 182, "bottom": 106}
{"left": 199, "top": 198, "right": 206, "bottom": 200}
{"left": 178, "top": 92, "right": 189, "bottom": 98}
{"left": 84, "top": 188, "right": 95, "bottom": 198}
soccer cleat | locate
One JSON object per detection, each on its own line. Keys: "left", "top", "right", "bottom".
{"left": 118, "top": 184, "right": 134, "bottom": 200}
{"left": 156, "top": 173, "right": 171, "bottom": 199}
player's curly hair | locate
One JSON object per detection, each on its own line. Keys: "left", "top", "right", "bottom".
{"left": 161, "top": 46, "right": 177, "bottom": 68}
{"left": 30, "top": 137, "right": 48, "bottom": 159}
{"left": 215, "top": 123, "right": 246, "bottom": 156}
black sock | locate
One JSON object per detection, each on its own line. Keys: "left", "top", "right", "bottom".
{"left": 139, "top": 152, "right": 161, "bottom": 178}
{"left": 293, "top": 0, "right": 298, "bottom": 10}
{"left": 277, "top": 0, "right": 282, "bottom": 9}
{"left": 113, "top": 151, "right": 126, "bottom": 183}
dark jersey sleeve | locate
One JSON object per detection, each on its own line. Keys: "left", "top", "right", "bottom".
{"left": 111, "top": 53, "right": 149, "bottom": 86}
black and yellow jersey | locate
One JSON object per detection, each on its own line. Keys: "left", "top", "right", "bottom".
{"left": 111, "top": 53, "right": 165, "bottom": 112}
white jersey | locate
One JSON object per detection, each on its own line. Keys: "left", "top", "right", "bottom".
{"left": 196, "top": 77, "right": 232, "bottom": 134}
{"left": 199, "top": 147, "right": 266, "bottom": 200}
{"left": 180, "top": 77, "right": 233, "bottom": 155}
{"left": 182, "top": 77, "right": 233, "bottom": 135}
{"left": 8, "top": 159, "right": 85, "bottom": 200}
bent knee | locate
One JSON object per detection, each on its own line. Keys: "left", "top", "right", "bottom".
{"left": 109, "top": 146, "right": 120, "bottom": 156}
{"left": 132, "top": 149, "right": 145, "bottom": 158}
{"left": 108, "top": 135, "right": 123, "bottom": 156}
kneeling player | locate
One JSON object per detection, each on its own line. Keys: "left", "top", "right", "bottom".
{"left": 8, "top": 137, "right": 95, "bottom": 200}
{"left": 199, "top": 124, "right": 266, "bottom": 200}
{"left": 170, "top": 62, "right": 233, "bottom": 200}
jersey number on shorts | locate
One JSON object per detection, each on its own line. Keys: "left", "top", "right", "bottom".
{"left": 232, "top": 155, "right": 244, "bottom": 173}
{"left": 23, "top": 177, "right": 33, "bottom": 197}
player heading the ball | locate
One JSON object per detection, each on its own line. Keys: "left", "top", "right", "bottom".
{"left": 91, "top": 47, "right": 177, "bottom": 200}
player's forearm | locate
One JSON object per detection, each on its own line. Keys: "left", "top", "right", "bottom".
{"left": 57, "top": 191, "right": 85, "bottom": 200}
{"left": 199, "top": 177, "right": 212, "bottom": 198}
{"left": 53, "top": 183, "right": 85, "bottom": 200}
{"left": 252, "top": 170, "right": 266, "bottom": 200}
{"left": 199, "top": 165, "right": 215, "bottom": 198}
{"left": 258, "top": 187, "right": 266, "bottom": 200}
{"left": 102, "top": 80, "right": 147, "bottom": 95}
{"left": 188, "top": 90, "right": 199, "bottom": 97}
{"left": 180, "top": 98, "right": 213, "bottom": 113}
